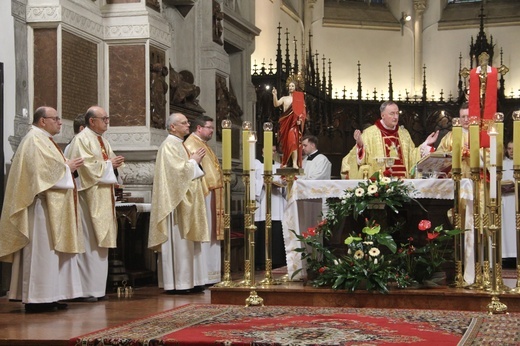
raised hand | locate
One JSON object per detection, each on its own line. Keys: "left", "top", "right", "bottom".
{"left": 354, "top": 129, "right": 363, "bottom": 147}
{"left": 191, "top": 147, "right": 206, "bottom": 164}
{"left": 425, "top": 130, "right": 439, "bottom": 146}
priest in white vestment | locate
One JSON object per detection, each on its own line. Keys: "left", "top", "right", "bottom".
{"left": 300, "top": 135, "right": 332, "bottom": 180}
{"left": 148, "top": 112, "right": 210, "bottom": 293}
{"left": 184, "top": 115, "right": 223, "bottom": 284}
{"left": 0, "top": 106, "right": 85, "bottom": 312}
{"left": 67, "top": 106, "right": 125, "bottom": 300}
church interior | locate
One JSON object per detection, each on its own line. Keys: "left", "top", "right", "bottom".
{"left": 1, "top": 0, "right": 520, "bottom": 344}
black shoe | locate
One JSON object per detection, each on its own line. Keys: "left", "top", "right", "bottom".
{"left": 190, "top": 285, "right": 205, "bottom": 293}
{"left": 53, "top": 302, "right": 68, "bottom": 310}
{"left": 25, "top": 303, "right": 57, "bottom": 313}
{"left": 63, "top": 296, "right": 97, "bottom": 302}
{"left": 165, "top": 289, "right": 190, "bottom": 295}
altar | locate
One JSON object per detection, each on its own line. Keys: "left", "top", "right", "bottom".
{"left": 281, "top": 179, "right": 475, "bottom": 283}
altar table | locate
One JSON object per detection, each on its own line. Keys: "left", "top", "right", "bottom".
{"left": 282, "top": 179, "right": 475, "bottom": 283}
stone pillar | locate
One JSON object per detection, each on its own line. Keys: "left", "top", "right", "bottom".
{"left": 413, "top": 0, "right": 428, "bottom": 93}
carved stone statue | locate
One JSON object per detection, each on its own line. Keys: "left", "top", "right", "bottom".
{"left": 213, "top": 0, "right": 224, "bottom": 45}
{"left": 150, "top": 63, "right": 168, "bottom": 129}
{"left": 169, "top": 65, "right": 201, "bottom": 107}
{"left": 215, "top": 76, "right": 243, "bottom": 140}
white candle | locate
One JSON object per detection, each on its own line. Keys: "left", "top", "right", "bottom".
{"left": 489, "top": 129, "right": 497, "bottom": 199}
{"left": 249, "top": 132, "right": 257, "bottom": 201}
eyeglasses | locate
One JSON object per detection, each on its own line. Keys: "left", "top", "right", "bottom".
{"left": 202, "top": 126, "right": 215, "bottom": 130}
{"left": 93, "top": 116, "right": 110, "bottom": 122}
{"left": 177, "top": 121, "right": 190, "bottom": 125}
{"left": 44, "top": 116, "right": 62, "bottom": 122}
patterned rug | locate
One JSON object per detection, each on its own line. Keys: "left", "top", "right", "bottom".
{"left": 69, "top": 304, "right": 520, "bottom": 346}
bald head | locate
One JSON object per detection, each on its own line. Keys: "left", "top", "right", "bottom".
{"left": 85, "top": 105, "right": 109, "bottom": 134}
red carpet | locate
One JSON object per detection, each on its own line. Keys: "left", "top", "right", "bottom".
{"left": 69, "top": 304, "right": 520, "bottom": 346}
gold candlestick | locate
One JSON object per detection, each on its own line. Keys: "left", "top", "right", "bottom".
{"left": 260, "top": 172, "right": 274, "bottom": 285}
{"left": 245, "top": 200, "right": 264, "bottom": 307}
{"left": 214, "top": 170, "right": 235, "bottom": 287}
{"left": 486, "top": 200, "right": 508, "bottom": 314}
{"left": 451, "top": 167, "right": 467, "bottom": 288}
{"left": 238, "top": 173, "right": 252, "bottom": 287}
{"left": 511, "top": 111, "right": 520, "bottom": 294}
{"left": 467, "top": 167, "right": 484, "bottom": 290}
{"left": 511, "top": 167, "right": 520, "bottom": 293}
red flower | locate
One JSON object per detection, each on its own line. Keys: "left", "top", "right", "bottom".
{"left": 427, "top": 232, "right": 440, "bottom": 240}
{"left": 408, "top": 237, "right": 413, "bottom": 242}
{"left": 307, "top": 227, "right": 317, "bottom": 237}
{"left": 418, "top": 219, "right": 431, "bottom": 231}
{"left": 319, "top": 266, "right": 327, "bottom": 273}
{"left": 318, "top": 219, "right": 327, "bottom": 227}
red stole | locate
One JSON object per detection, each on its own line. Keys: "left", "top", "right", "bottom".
{"left": 375, "top": 120, "right": 406, "bottom": 177}
{"left": 97, "top": 136, "right": 109, "bottom": 160}
{"left": 469, "top": 66, "right": 497, "bottom": 148}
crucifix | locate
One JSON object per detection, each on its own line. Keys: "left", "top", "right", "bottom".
{"left": 460, "top": 52, "right": 509, "bottom": 119}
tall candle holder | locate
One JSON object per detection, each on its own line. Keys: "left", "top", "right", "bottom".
{"left": 240, "top": 121, "right": 252, "bottom": 287}
{"left": 450, "top": 118, "right": 466, "bottom": 287}
{"left": 486, "top": 209, "right": 508, "bottom": 314}
{"left": 259, "top": 122, "right": 281, "bottom": 286}
{"left": 214, "top": 119, "right": 235, "bottom": 287}
{"left": 467, "top": 116, "right": 484, "bottom": 290}
{"left": 481, "top": 148, "right": 492, "bottom": 291}
{"left": 245, "top": 131, "right": 263, "bottom": 306}
{"left": 511, "top": 110, "right": 520, "bottom": 294}
{"left": 245, "top": 201, "right": 264, "bottom": 307}
{"left": 493, "top": 113, "right": 510, "bottom": 292}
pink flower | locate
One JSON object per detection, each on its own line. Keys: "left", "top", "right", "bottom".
{"left": 418, "top": 219, "right": 431, "bottom": 231}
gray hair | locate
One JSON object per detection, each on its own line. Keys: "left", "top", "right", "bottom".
{"left": 166, "top": 112, "right": 184, "bottom": 129}
{"left": 380, "top": 101, "right": 397, "bottom": 113}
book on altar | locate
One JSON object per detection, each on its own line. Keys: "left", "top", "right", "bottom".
{"left": 416, "top": 152, "right": 452, "bottom": 178}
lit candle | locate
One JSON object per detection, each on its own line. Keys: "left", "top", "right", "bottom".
{"left": 469, "top": 116, "right": 480, "bottom": 169}
{"left": 451, "top": 118, "right": 462, "bottom": 170}
{"left": 263, "top": 122, "right": 273, "bottom": 172}
{"left": 513, "top": 111, "right": 520, "bottom": 166}
{"left": 249, "top": 131, "right": 257, "bottom": 200}
{"left": 495, "top": 113, "right": 504, "bottom": 167}
{"left": 242, "top": 121, "right": 251, "bottom": 171}
{"left": 222, "top": 119, "right": 232, "bottom": 170}
{"left": 489, "top": 125, "right": 497, "bottom": 199}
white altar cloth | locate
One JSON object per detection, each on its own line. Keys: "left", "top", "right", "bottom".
{"left": 282, "top": 179, "right": 475, "bottom": 283}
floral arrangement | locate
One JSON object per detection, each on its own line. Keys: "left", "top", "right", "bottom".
{"left": 334, "top": 174, "right": 422, "bottom": 219}
{"left": 292, "top": 174, "right": 461, "bottom": 293}
{"left": 412, "top": 219, "right": 463, "bottom": 285}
